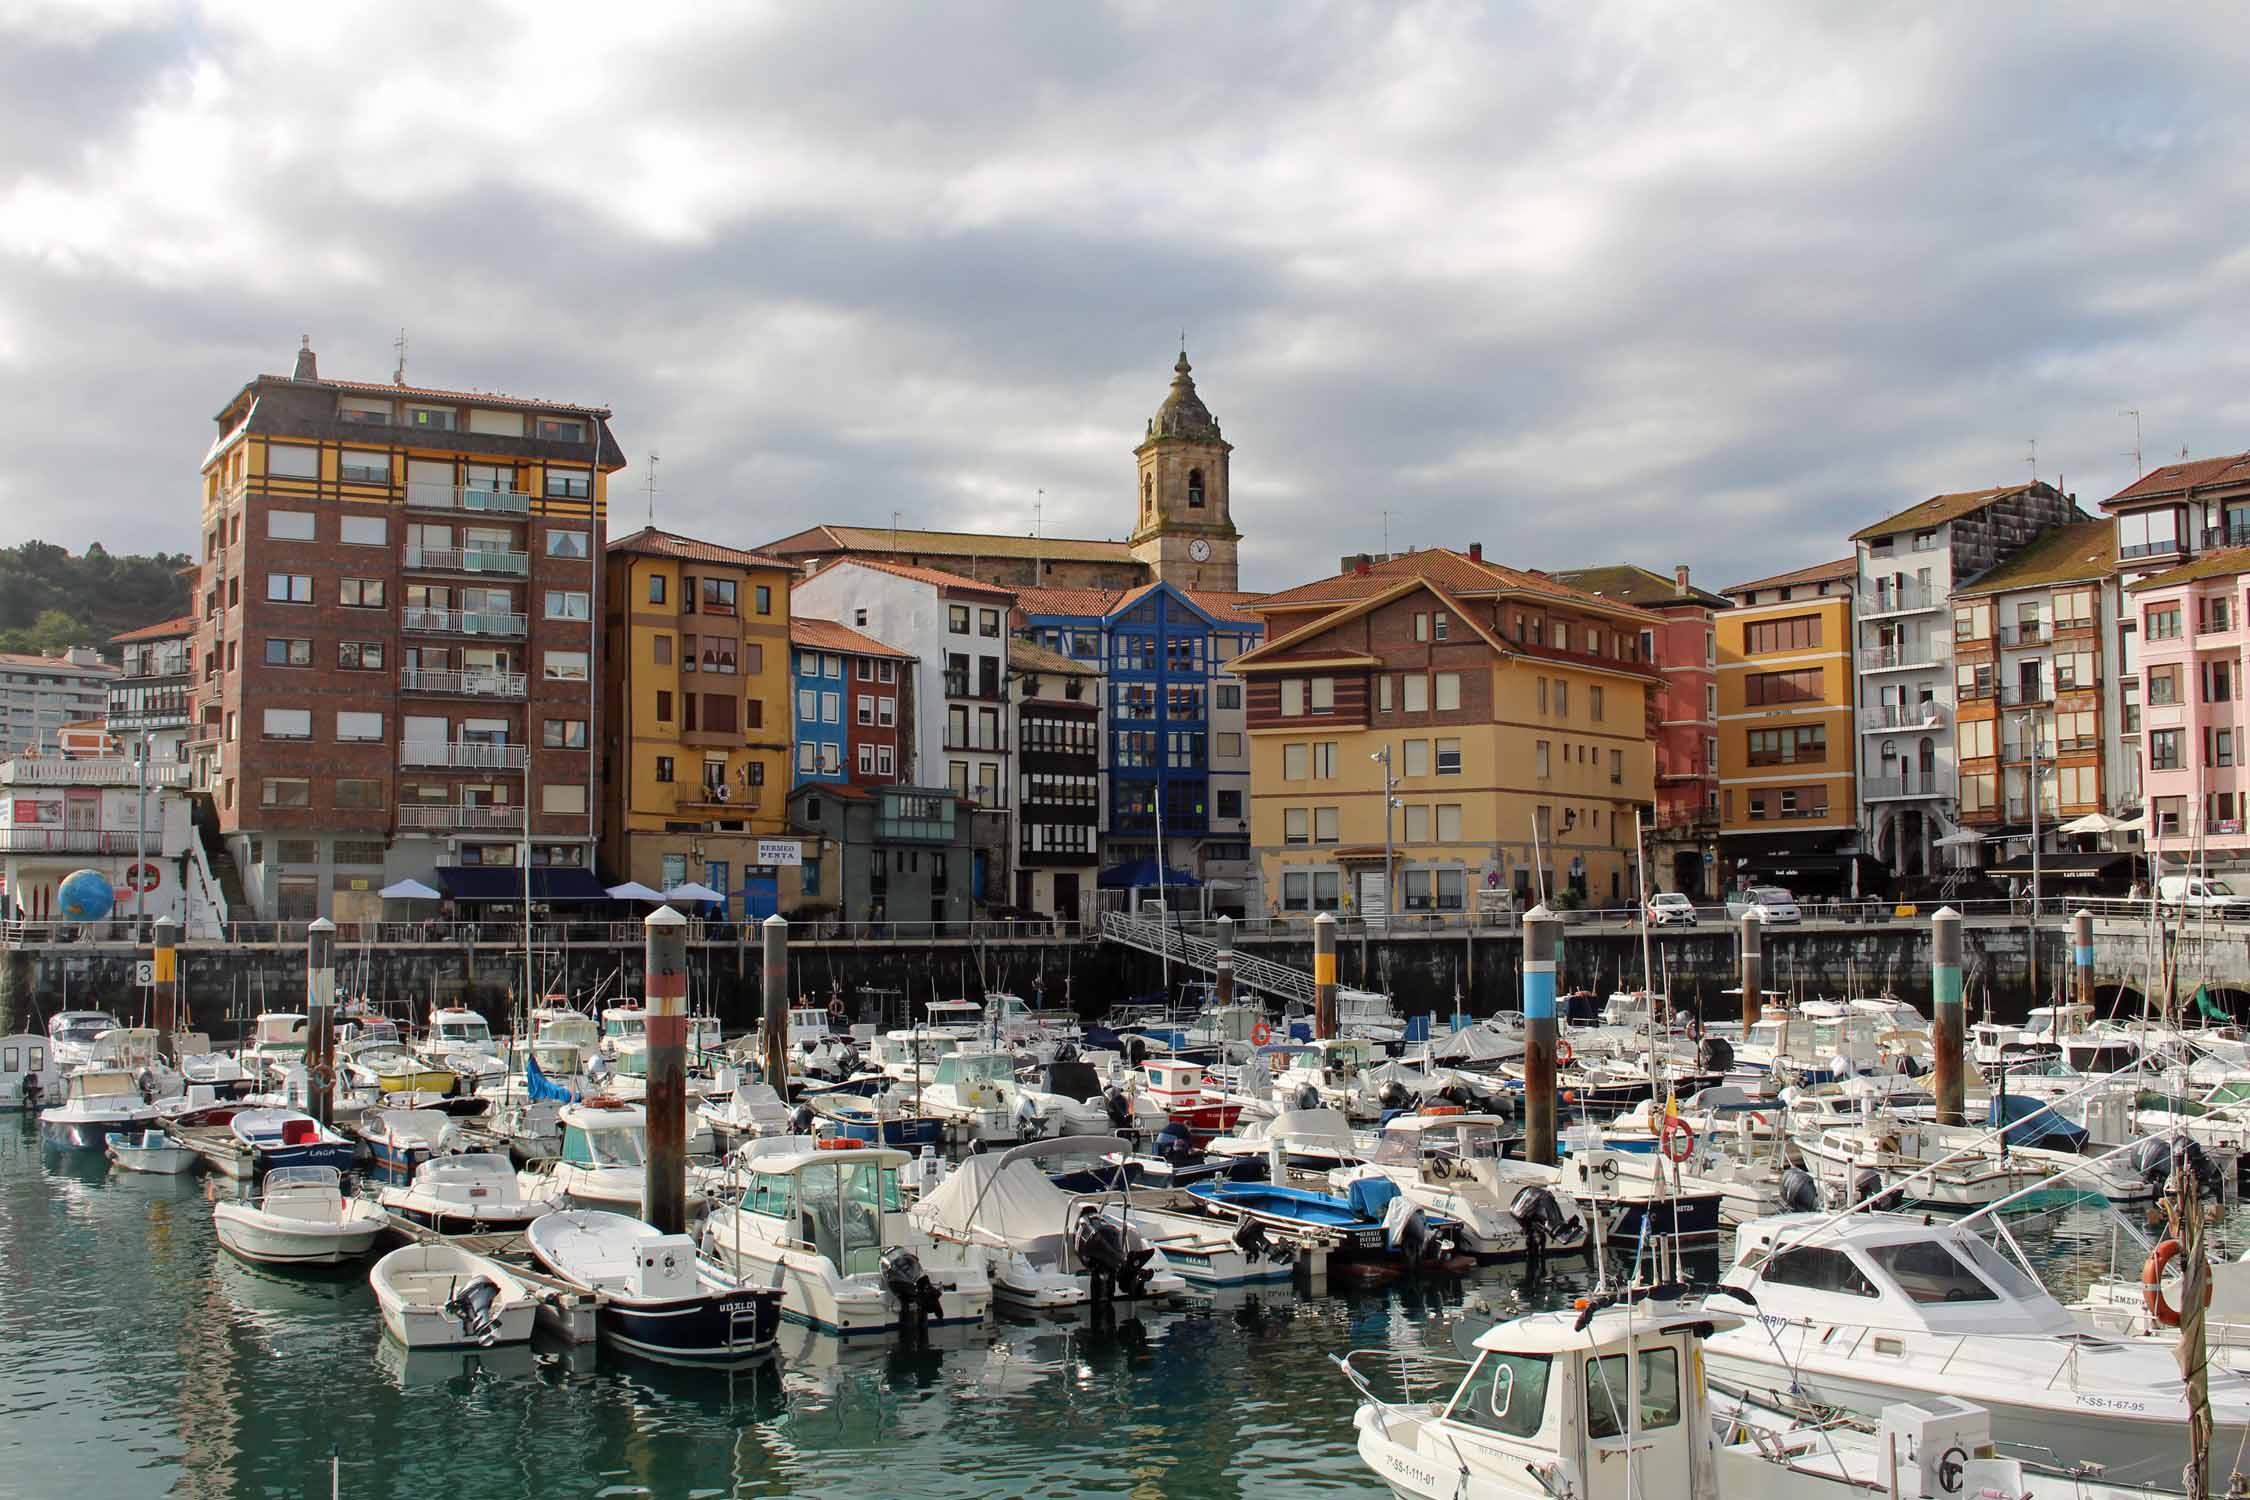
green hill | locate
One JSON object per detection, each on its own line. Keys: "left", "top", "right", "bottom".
{"left": 0, "top": 542, "right": 193, "bottom": 656}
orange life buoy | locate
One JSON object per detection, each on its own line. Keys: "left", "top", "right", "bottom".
{"left": 828, "top": 998, "right": 845, "bottom": 1020}
{"left": 816, "top": 1136, "right": 856, "bottom": 1151}
{"left": 1251, "top": 1021, "right": 1273, "bottom": 1046}
{"left": 1421, "top": 1104, "right": 1465, "bottom": 1117}
{"left": 1555, "top": 1039, "right": 1575, "bottom": 1068}
{"left": 1746, "top": 1111, "right": 1769, "bottom": 1128}
{"left": 1659, "top": 1116, "right": 1696, "bottom": 1164}
{"left": 2143, "top": 1239, "right": 2209, "bottom": 1327}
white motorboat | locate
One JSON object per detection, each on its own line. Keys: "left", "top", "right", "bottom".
{"left": 1207, "top": 1106, "right": 1365, "bottom": 1174}
{"left": 704, "top": 1142, "right": 992, "bottom": 1334}
{"left": 527, "top": 1209, "right": 780, "bottom": 1363}
{"left": 1270, "top": 1037, "right": 1388, "bottom": 1120}
{"left": 1330, "top": 1113, "right": 1588, "bottom": 1258}
{"left": 519, "top": 1100, "right": 706, "bottom": 1214}
{"left": 39, "top": 1067, "right": 158, "bottom": 1150}
{"left": 0, "top": 1033, "right": 60, "bottom": 1112}
{"left": 416, "top": 1007, "right": 505, "bottom": 1085}
{"left": 198, "top": 1107, "right": 356, "bottom": 1180}
{"left": 358, "top": 1107, "right": 461, "bottom": 1172}
{"left": 213, "top": 1166, "right": 386, "bottom": 1265}
{"left": 1013, "top": 1057, "right": 1139, "bottom": 1138}
{"left": 46, "top": 1010, "right": 123, "bottom": 1071}
{"left": 105, "top": 1127, "right": 199, "bottom": 1174}
{"left": 377, "top": 1152, "right": 544, "bottom": 1235}
{"left": 697, "top": 1070, "right": 794, "bottom": 1154}
{"left": 915, "top": 1046, "right": 1025, "bottom": 1145}
{"left": 174, "top": 1033, "right": 250, "bottom": 1095}
{"left": 910, "top": 1137, "right": 1187, "bottom": 1313}
{"left": 371, "top": 1242, "right": 537, "bottom": 1349}
{"left": 1792, "top": 1112, "right": 2144, "bottom": 1209}
{"left": 238, "top": 1011, "right": 310, "bottom": 1085}
{"left": 1702, "top": 1210, "right": 2250, "bottom": 1486}
{"left": 90, "top": 1027, "right": 182, "bottom": 1100}
{"left": 1341, "top": 1290, "right": 2160, "bottom": 1500}
{"left": 598, "top": 1004, "right": 648, "bottom": 1058}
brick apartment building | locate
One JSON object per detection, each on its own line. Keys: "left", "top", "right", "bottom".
{"left": 191, "top": 339, "right": 624, "bottom": 921}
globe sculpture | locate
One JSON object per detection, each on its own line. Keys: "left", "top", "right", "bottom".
{"left": 56, "top": 868, "right": 115, "bottom": 923}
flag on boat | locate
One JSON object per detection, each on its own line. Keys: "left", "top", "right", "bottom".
{"left": 524, "top": 1051, "right": 575, "bottom": 1104}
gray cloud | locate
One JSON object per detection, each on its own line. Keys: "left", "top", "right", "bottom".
{"left": 3, "top": 1, "right": 2248, "bottom": 594}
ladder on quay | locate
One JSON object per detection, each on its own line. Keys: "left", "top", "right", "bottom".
{"left": 1098, "top": 911, "right": 1317, "bottom": 1006}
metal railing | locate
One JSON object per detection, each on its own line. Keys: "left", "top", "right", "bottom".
{"left": 1861, "top": 702, "right": 1949, "bottom": 731}
{"left": 2202, "top": 523, "right": 2250, "bottom": 552}
{"left": 1998, "top": 682, "right": 2050, "bottom": 707}
{"left": 1859, "top": 580, "right": 1936, "bottom": 614}
{"left": 0, "top": 828, "right": 146, "bottom": 853}
{"left": 0, "top": 758, "right": 191, "bottom": 787}
{"left": 404, "top": 545, "right": 530, "bottom": 577}
{"left": 404, "top": 482, "right": 532, "bottom": 515}
{"left": 1100, "top": 909, "right": 1317, "bottom": 1004}
{"left": 674, "top": 786, "right": 762, "bottom": 813}
{"left": 402, "top": 606, "right": 526, "bottom": 637}
{"left": 401, "top": 742, "right": 529, "bottom": 770}
{"left": 1859, "top": 639, "right": 1951, "bottom": 670}
{"left": 399, "top": 669, "right": 527, "bottom": 699}
{"left": 396, "top": 804, "right": 521, "bottom": 831}
{"left": 1997, "top": 622, "right": 2045, "bottom": 647}
{"left": 1862, "top": 771, "right": 1955, "bottom": 799}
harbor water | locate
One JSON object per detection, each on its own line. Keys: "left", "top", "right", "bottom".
{"left": 1, "top": 1117, "right": 2235, "bottom": 1500}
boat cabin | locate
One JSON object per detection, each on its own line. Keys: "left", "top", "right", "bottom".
{"left": 737, "top": 1146, "right": 910, "bottom": 1274}
{"left": 1742, "top": 1001, "right": 1884, "bottom": 1074}
{"left": 426, "top": 1009, "right": 494, "bottom": 1048}
{"left": 249, "top": 1012, "right": 309, "bottom": 1052}
{"left": 64, "top": 1067, "right": 140, "bottom": 1105}
{"left": 923, "top": 1000, "right": 985, "bottom": 1035}
{"left": 601, "top": 1006, "right": 648, "bottom": 1042}
{"left": 0, "top": 1034, "right": 57, "bottom": 1107}
{"left": 868, "top": 1030, "right": 952, "bottom": 1075}
{"left": 1143, "top": 1060, "right": 1216, "bottom": 1110}
{"left": 48, "top": 1011, "right": 123, "bottom": 1053}
{"left": 929, "top": 1049, "right": 1013, "bottom": 1105}
{"left": 558, "top": 1103, "right": 649, "bottom": 1167}
{"left": 534, "top": 1011, "right": 599, "bottom": 1048}
{"left": 2021, "top": 1003, "right": 2093, "bottom": 1044}
{"left": 786, "top": 1006, "right": 835, "bottom": 1042}
{"left": 92, "top": 1027, "right": 162, "bottom": 1071}
{"left": 1728, "top": 1212, "right": 2075, "bottom": 1337}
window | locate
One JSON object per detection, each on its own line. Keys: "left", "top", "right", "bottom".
{"left": 545, "top": 530, "right": 589, "bottom": 558}
{"left": 656, "top": 690, "right": 675, "bottom": 723}
{"left": 978, "top": 608, "right": 1000, "bottom": 638}
{"left": 267, "top": 510, "right": 315, "bottom": 541}
{"left": 1402, "top": 675, "right": 1429, "bottom": 713}
{"left": 1216, "top": 731, "right": 1242, "bottom": 757}
{"left": 338, "top": 578, "right": 384, "bottom": 608}
{"left": 262, "top": 708, "right": 311, "bottom": 739}
{"left": 1535, "top": 740, "right": 1551, "bottom": 778}
{"left": 1433, "top": 611, "right": 1449, "bottom": 641}
{"left": 1216, "top": 789, "right": 1243, "bottom": 819}
{"left": 338, "top": 641, "right": 384, "bottom": 671}
{"left": 1554, "top": 680, "right": 1568, "bottom": 716}
{"left": 2147, "top": 605, "right": 2183, "bottom": 641}
{"left": 1747, "top": 726, "right": 1827, "bottom": 765}
{"left": 340, "top": 514, "right": 386, "bottom": 546}
{"left": 2119, "top": 509, "right": 2181, "bottom": 558}
{"left": 334, "top": 780, "right": 381, "bottom": 809}
{"left": 544, "top": 590, "right": 590, "bottom": 620}
{"left": 1434, "top": 673, "right": 1461, "bottom": 712}
{"left": 261, "top": 777, "right": 311, "bottom": 807}
{"left": 1865, "top": 1242, "right": 1996, "bottom": 1304}
{"left": 265, "top": 638, "right": 311, "bottom": 667}
{"left": 1284, "top": 808, "right": 1309, "bottom": 845}
{"left": 1403, "top": 804, "right": 1431, "bottom": 842}
{"left": 822, "top": 692, "right": 841, "bottom": 724}
{"left": 1588, "top": 685, "right": 1603, "bottom": 721}
{"left": 542, "top": 784, "right": 587, "bottom": 815}
{"left": 1759, "top": 1246, "right": 1878, "bottom": 1297}
{"left": 1436, "top": 803, "right": 1464, "bottom": 842}
{"left": 1609, "top": 749, "right": 1623, "bottom": 785}
{"left": 949, "top": 605, "right": 970, "bottom": 635}
{"left": 653, "top": 635, "right": 673, "bottom": 667}
{"left": 2148, "top": 664, "right": 2182, "bottom": 706}
{"left": 1746, "top": 614, "right": 1821, "bottom": 653}
{"left": 1583, "top": 1348, "right": 1681, "bottom": 1441}
{"left": 1436, "top": 738, "right": 1461, "bottom": 774}
{"left": 335, "top": 711, "right": 382, "bottom": 741}
{"left": 267, "top": 573, "right": 313, "bottom": 604}
{"left": 338, "top": 449, "right": 389, "bottom": 485}
{"left": 1314, "top": 807, "right": 1340, "bottom": 844}
{"left": 1399, "top": 739, "right": 1428, "bottom": 777}
{"left": 1309, "top": 742, "right": 1337, "bottom": 779}
{"left": 1215, "top": 682, "right": 1241, "bottom": 710}
{"left": 545, "top": 718, "right": 588, "bottom": 748}
{"left": 648, "top": 573, "right": 667, "bottom": 605}
{"left": 699, "top": 578, "right": 737, "bottom": 614}
{"left": 755, "top": 584, "right": 772, "bottom": 616}
{"left": 1746, "top": 668, "right": 1821, "bottom": 705}
{"left": 543, "top": 468, "right": 592, "bottom": 500}
{"left": 265, "top": 443, "right": 319, "bottom": 479}
{"left": 545, "top": 651, "right": 590, "bottom": 681}
{"left": 857, "top": 694, "right": 874, "bottom": 726}
{"left": 1284, "top": 743, "right": 1309, "bottom": 781}
{"left": 2151, "top": 729, "right": 2183, "bottom": 771}
{"left": 1309, "top": 677, "right": 1335, "bottom": 715}
{"left": 1280, "top": 679, "right": 1305, "bottom": 717}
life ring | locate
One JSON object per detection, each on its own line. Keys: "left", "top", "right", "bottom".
{"left": 1555, "top": 1040, "right": 1575, "bottom": 1068}
{"left": 1421, "top": 1104, "right": 1465, "bottom": 1117}
{"left": 1745, "top": 1111, "right": 1768, "bottom": 1129}
{"left": 2143, "top": 1239, "right": 2210, "bottom": 1327}
{"left": 1251, "top": 1022, "right": 1273, "bottom": 1045}
{"left": 1659, "top": 1116, "right": 1697, "bottom": 1165}
{"left": 816, "top": 1136, "right": 857, "bottom": 1151}
{"left": 828, "top": 998, "right": 845, "bottom": 1021}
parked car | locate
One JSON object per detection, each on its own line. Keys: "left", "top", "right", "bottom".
{"left": 1645, "top": 892, "right": 1699, "bottom": 927}
{"left": 1724, "top": 886, "right": 1802, "bottom": 924}
{"left": 2157, "top": 875, "right": 2250, "bottom": 918}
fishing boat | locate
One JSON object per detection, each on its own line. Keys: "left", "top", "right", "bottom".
{"left": 45, "top": 1010, "right": 123, "bottom": 1071}
{"left": 414, "top": 1007, "right": 505, "bottom": 1086}
{"left": 370, "top": 1242, "right": 537, "bottom": 1349}
{"left": 697, "top": 1070, "right": 794, "bottom": 1155}
{"left": 1187, "top": 1176, "right": 1460, "bottom": 1264}
{"left": 1012, "top": 1058, "right": 1137, "bottom": 1137}
{"left": 200, "top": 1107, "right": 357, "bottom": 1179}
{"left": 357, "top": 1107, "right": 462, "bottom": 1172}
{"left": 0, "top": 1033, "right": 59, "bottom": 1112}
{"left": 1137, "top": 1059, "right": 1244, "bottom": 1137}
{"left": 808, "top": 1089, "right": 948, "bottom": 1150}
{"left": 914, "top": 1046, "right": 1027, "bottom": 1146}
{"left": 105, "top": 1127, "right": 199, "bottom": 1175}
{"left": 1700, "top": 1210, "right": 2250, "bottom": 1486}
{"left": 39, "top": 1067, "right": 158, "bottom": 1150}
{"left": 238, "top": 1011, "right": 310, "bottom": 1085}
{"left": 521, "top": 1099, "right": 705, "bottom": 1214}
{"left": 213, "top": 1166, "right": 386, "bottom": 1265}
{"left": 1556, "top": 1125, "right": 1727, "bottom": 1241}
{"left": 527, "top": 1210, "right": 780, "bottom": 1364}
{"left": 597, "top": 1004, "right": 648, "bottom": 1058}
{"left": 1207, "top": 1106, "right": 1366, "bottom": 1174}
{"left": 377, "top": 1152, "right": 544, "bottom": 1235}
{"left": 1330, "top": 1113, "right": 1587, "bottom": 1259}
{"left": 703, "top": 1142, "right": 992, "bottom": 1335}
{"left": 174, "top": 1034, "right": 250, "bottom": 1097}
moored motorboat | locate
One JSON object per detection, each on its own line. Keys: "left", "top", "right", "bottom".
{"left": 105, "top": 1128, "right": 199, "bottom": 1175}
{"left": 371, "top": 1242, "right": 537, "bottom": 1349}
{"left": 377, "top": 1152, "right": 544, "bottom": 1235}
{"left": 213, "top": 1166, "right": 386, "bottom": 1265}
{"left": 201, "top": 1107, "right": 357, "bottom": 1180}
{"left": 527, "top": 1209, "right": 780, "bottom": 1363}
{"left": 357, "top": 1107, "right": 461, "bottom": 1172}
{"left": 39, "top": 1067, "right": 159, "bottom": 1150}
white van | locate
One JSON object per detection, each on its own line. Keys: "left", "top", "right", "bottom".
{"left": 2157, "top": 875, "right": 2250, "bottom": 917}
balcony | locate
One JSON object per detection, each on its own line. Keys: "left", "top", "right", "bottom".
{"left": 1998, "top": 682, "right": 2051, "bottom": 708}
{"left": 0, "top": 827, "right": 146, "bottom": 854}
{"left": 2203, "top": 523, "right": 2250, "bottom": 552}
{"left": 673, "top": 786, "right": 762, "bottom": 815}
{"left": 397, "top": 804, "right": 521, "bottom": 832}
{"left": 1859, "top": 639, "right": 1950, "bottom": 671}
{"left": 400, "top": 669, "right": 527, "bottom": 699}
{"left": 405, "top": 482, "right": 532, "bottom": 516}
{"left": 1860, "top": 701, "right": 1949, "bottom": 732}
{"left": 403, "top": 606, "right": 526, "bottom": 637}
{"left": 402, "top": 742, "right": 529, "bottom": 771}
{"left": 2003, "top": 795, "right": 2062, "bottom": 822}
{"left": 1858, "top": 580, "right": 1938, "bottom": 615}
{"left": 0, "top": 757, "right": 191, "bottom": 788}
{"left": 2120, "top": 538, "right": 2184, "bottom": 563}
{"left": 1997, "top": 622, "right": 2045, "bottom": 648}
{"left": 1862, "top": 771, "right": 1954, "bottom": 800}
{"left": 404, "top": 544, "right": 530, "bottom": 577}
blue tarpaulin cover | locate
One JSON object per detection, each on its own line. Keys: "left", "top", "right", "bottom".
{"left": 524, "top": 1052, "right": 576, "bottom": 1104}
{"left": 1987, "top": 1092, "right": 2087, "bottom": 1149}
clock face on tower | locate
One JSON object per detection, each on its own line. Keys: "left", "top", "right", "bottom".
{"left": 1188, "top": 538, "right": 1212, "bottom": 562}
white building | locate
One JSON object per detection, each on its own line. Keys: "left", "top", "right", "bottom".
{"left": 106, "top": 616, "right": 197, "bottom": 768}
{"left": 0, "top": 647, "right": 117, "bottom": 758}
{"left": 0, "top": 754, "right": 227, "bottom": 933}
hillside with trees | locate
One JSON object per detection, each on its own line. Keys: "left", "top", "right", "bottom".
{"left": 0, "top": 542, "right": 192, "bottom": 656}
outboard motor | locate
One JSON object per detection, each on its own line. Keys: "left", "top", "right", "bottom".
{"left": 1123, "top": 1037, "right": 1149, "bottom": 1067}
{"left": 1292, "top": 1083, "right": 1322, "bottom": 1113}
{"left": 789, "top": 1102, "right": 817, "bottom": 1136}
{"left": 1382, "top": 1196, "right": 1450, "bottom": 1269}
{"left": 1850, "top": 1169, "right": 1901, "bottom": 1213}
{"left": 1777, "top": 1165, "right": 1821, "bottom": 1214}
{"left": 445, "top": 1276, "right": 506, "bottom": 1347}
{"left": 1696, "top": 1036, "right": 1735, "bottom": 1075}
{"left": 1072, "top": 1212, "right": 1156, "bottom": 1303}
{"left": 1231, "top": 1215, "right": 1291, "bottom": 1265}
{"left": 1015, "top": 1096, "right": 1044, "bottom": 1140}
{"left": 1509, "top": 1184, "right": 1580, "bottom": 1260}
{"left": 2135, "top": 1135, "right": 2223, "bottom": 1199}
{"left": 879, "top": 1245, "right": 944, "bottom": 1327}
{"left": 1102, "top": 1086, "right": 1135, "bottom": 1131}
{"left": 1154, "top": 1118, "right": 1200, "bottom": 1166}
{"left": 1376, "top": 1079, "right": 1415, "bottom": 1113}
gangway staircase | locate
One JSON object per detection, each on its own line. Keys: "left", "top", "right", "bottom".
{"left": 1099, "top": 910, "right": 1317, "bottom": 1007}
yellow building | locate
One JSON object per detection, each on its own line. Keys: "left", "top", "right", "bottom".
{"left": 1232, "top": 548, "right": 1662, "bottom": 915}
{"left": 599, "top": 528, "right": 796, "bottom": 913}
{"left": 1715, "top": 558, "right": 1860, "bottom": 893}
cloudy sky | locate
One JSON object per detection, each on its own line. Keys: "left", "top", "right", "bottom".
{"left": 4, "top": 1, "right": 2248, "bottom": 592}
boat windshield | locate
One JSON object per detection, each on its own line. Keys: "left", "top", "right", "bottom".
{"left": 533, "top": 1044, "right": 582, "bottom": 1073}
{"left": 55, "top": 1015, "right": 121, "bottom": 1046}
{"left": 1864, "top": 1240, "right": 1998, "bottom": 1304}
{"left": 794, "top": 1159, "right": 901, "bottom": 1274}
{"left": 604, "top": 1013, "right": 646, "bottom": 1039}
{"left": 1949, "top": 1233, "right": 2046, "bottom": 1302}
{"left": 1447, "top": 1351, "right": 1550, "bottom": 1438}
{"left": 565, "top": 1126, "right": 646, "bottom": 1167}
{"left": 950, "top": 1054, "right": 1012, "bottom": 1084}
{"left": 435, "top": 1019, "right": 492, "bottom": 1045}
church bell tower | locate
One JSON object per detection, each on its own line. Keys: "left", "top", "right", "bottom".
{"left": 1129, "top": 351, "right": 1241, "bottom": 592}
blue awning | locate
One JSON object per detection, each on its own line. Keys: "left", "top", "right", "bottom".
{"left": 436, "top": 866, "right": 609, "bottom": 902}
{"left": 1097, "top": 857, "right": 1201, "bottom": 890}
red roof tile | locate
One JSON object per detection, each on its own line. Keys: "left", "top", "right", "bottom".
{"left": 607, "top": 527, "right": 792, "bottom": 570}
{"left": 1724, "top": 557, "right": 1857, "bottom": 595}
{"left": 824, "top": 555, "right": 1017, "bottom": 600}
{"left": 789, "top": 616, "right": 915, "bottom": 659}
{"left": 2106, "top": 450, "right": 2250, "bottom": 506}
{"left": 1016, "top": 585, "right": 1125, "bottom": 617}
{"left": 1253, "top": 548, "right": 1660, "bottom": 623}
{"left": 110, "top": 614, "right": 197, "bottom": 644}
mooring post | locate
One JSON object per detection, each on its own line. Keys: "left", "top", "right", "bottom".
{"left": 1313, "top": 911, "right": 1337, "bottom": 1039}
{"left": 151, "top": 914, "right": 179, "bottom": 1063}
{"left": 1738, "top": 907, "right": 1764, "bottom": 1031}
{"left": 760, "top": 913, "right": 790, "bottom": 1099}
{"left": 643, "top": 904, "right": 689, "bottom": 1234}
{"left": 305, "top": 917, "right": 335, "bottom": 1128}
{"left": 1523, "top": 903, "right": 1559, "bottom": 1167}
{"left": 1215, "top": 915, "right": 1235, "bottom": 1009}
{"left": 1932, "top": 905, "right": 1965, "bottom": 1127}
{"left": 2074, "top": 907, "right": 2095, "bottom": 1010}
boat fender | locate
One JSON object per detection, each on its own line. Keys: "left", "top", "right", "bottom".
{"left": 2143, "top": 1238, "right": 2210, "bottom": 1328}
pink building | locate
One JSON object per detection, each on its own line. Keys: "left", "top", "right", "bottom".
{"left": 2129, "top": 548, "right": 2250, "bottom": 860}
{"left": 1555, "top": 563, "right": 1727, "bottom": 897}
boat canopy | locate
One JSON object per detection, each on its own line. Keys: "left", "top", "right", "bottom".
{"left": 1473, "top": 1299, "right": 1743, "bottom": 1355}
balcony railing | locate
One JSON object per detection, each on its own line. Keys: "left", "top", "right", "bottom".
{"left": 2202, "top": 523, "right": 2250, "bottom": 552}
{"left": 399, "top": 669, "right": 526, "bottom": 699}
{"left": 405, "top": 482, "right": 532, "bottom": 515}
{"left": 404, "top": 545, "right": 530, "bottom": 577}
{"left": 1998, "top": 682, "right": 2051, "bottom": 707}
{"left": 397, "top": 804, "right": 521, "bottom": 832}
{"left": 2003, "top": 795, "right": 2061, "bottom": 821}
{"left": 1859, "top": 580, "right": 1937, "bottom": 614}
{"left": 1860, "top": 702, "right": 1949, "bottom": 732}
{"left": 402, "top": 606, "right": 526, "bottom": 637}
{"left": 1997, "top": 622, "right": 2045, "bottom": 647}
{"left": 674, "top": 786, "right": 762, "bottom": 814}
{"left": 0, "top": 828, "right": 146, "bottom": 853}
{"left": 2120, "top": 538, "right": 2184, "bottom": 562}
{"left": 0, "top": 758, "right": 191, "bottom": 787}
{"left": 1859, "top": 639, "right": 1951, "bottom": 671}
{"left": 401, "top": 742, "right": 529, "bottom": 770}
{"left": 1862, "top": 771, "right": 1955, "bottom": 800}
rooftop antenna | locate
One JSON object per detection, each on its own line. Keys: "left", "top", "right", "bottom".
{"left": 2121, "top": 409, "right": 2143, "bottom": 476}
{"left": 1034, "top": 488, "right": 1044, "bottom": 539}
{"left": 2026, "top": 438, "right": 2037, "bottom": 485}
{"left": 645, "top": 451, "right": 659, "bottom": 527}
{"left": 891, "top": 510, "right": 902, "bottom": 553}
{"left": 392, "top": 327, "right": 408, "bottom": 386}
{"left": 1382, "top": 509, "right": 1391, "bottom": 559}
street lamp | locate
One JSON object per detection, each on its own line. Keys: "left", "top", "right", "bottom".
{"left": 2016, "top": 707, "right": 2046, "bottom": 1004}
{"left": 1370, "top": 747, "right": 1397, "bottom": 927}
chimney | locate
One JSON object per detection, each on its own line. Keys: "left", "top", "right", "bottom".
{"left": 1469, "top": 542, "right": 1484, "bottom": 562}
{"left": 293, "top": 335, "right": 317, "bottom": 381}
{"left": 1674, "top": 563, "right": 1690, "bottom": 595}
{"left": 1353, "top": 556, "right": 1372, "bottom": 577}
